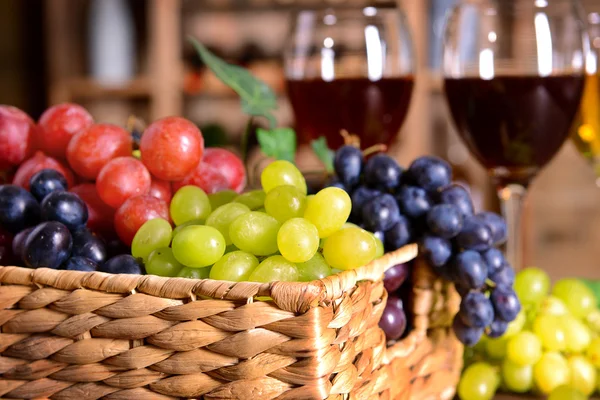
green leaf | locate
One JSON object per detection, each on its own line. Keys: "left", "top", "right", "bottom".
{"left": 256, "top": 127, "right": 296, "bottom": 163}
{"left": 189, "top": 37, "right": 278, "bottom": 128}
{"left": 311, "top": 137, "right": 335, "bottom": 173}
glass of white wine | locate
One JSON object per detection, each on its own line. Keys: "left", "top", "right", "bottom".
{"left": 571, "top": 1, "right": 600, "bottom": 182}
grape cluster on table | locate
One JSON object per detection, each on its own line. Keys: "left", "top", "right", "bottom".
{"left": 459, "top": 268, "right": 600, "bottom": 400}
{"left": 327, "top": 144, "right": 521, "bottom": 345}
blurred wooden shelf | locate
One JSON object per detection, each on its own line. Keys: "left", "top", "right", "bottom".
{"left": 51, "top": 76, "right": 152, "bottom": 103}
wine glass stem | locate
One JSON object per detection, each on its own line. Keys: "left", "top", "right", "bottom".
{"left": 497, "top": 184, "right": 527, "bottom": 271}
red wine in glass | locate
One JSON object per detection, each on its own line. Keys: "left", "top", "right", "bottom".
{"left": 287, "top": 76, "right": 414, "bottom": 150}
{"left": 444, "top": 75, "right": 585, "bottom": 186}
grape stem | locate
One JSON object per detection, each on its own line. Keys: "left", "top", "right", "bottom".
{"left": 485, "top": 278, "right": 496, "bottom": 289}
{"left": 362, "top": 144, "right": 388, "bottom": 157}
{"left": 340, "top": 129, "right": 361, "bottom": 147}
{"left": 241, "top": 117, "right": 253, "bottom": 163}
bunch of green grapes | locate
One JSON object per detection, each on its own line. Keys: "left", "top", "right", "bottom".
{"left": 458, "top": 267, "right": 600, "bottom": 400}
{"left": 130, "top": 160, "right": 383, "bottom": 283}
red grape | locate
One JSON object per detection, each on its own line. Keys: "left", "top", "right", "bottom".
{"left": 37, "top": 103, "right": 94, "bottom": 159}
{"left": 67, "top": 123, "right": 133, "bottom": 179}
{"left": 203, "top": 147, "right": 246, "bottom": 192}
{"left": 96, "top": 157, "right": 151, "bottom": 208}
{"left": 13, "top": 151, "right": 75, "bottom": 190}
{"left": 379, "top": 295, "right": 407, "bottom": 341}
{"left": 383, "top": 263, "right": 410, "bottom": 293}
{"left": 140, "top": 116, "right": 204, "bottom": 181}
{"left": 149, "top": 179, "right": 172, "bottom": 203}
{"left": 0, "top": 105, "right": 36, "bottom": 169}
{"left": 114, "top": 195, "right": 170, "bottom": 246}
{"left": 70, "top": 183, "right": 115, "bottom": 237}
{"left": 172, "top": 161, "right": 229, "bottom": 194}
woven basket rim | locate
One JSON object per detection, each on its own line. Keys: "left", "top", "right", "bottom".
{"left": 0, "top": 244, "right": 418, "bottom": 313}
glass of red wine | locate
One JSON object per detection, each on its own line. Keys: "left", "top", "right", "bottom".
{"left": 284, "top": 5, "right": 415, "bottom": 150}
{"left": 442, "top": 0, "right": 588, "bottom": 269}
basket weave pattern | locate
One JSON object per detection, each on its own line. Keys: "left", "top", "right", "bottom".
{"left": 0, "top": 244, "right": 461, "bottom": 399}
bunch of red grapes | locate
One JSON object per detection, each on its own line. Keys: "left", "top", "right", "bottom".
{"left": 0, "top": 103, "right": 246, "bottom": 273}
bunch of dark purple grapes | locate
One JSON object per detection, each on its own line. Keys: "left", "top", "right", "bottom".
{"left": 329, "top": 145, "right": 521, "bottom": 346}
{"left": 0, "top": 169, "right": 141, "bottom": 274}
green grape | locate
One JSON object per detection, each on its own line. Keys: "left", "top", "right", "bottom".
{"left": 205, "top": 203, "right": 251, "bottom": 245}
{"left": 260, "top": 160, "right": 307, "bottom": 194}
{"left": 257, "top": 208, "right": 266, "bottom": 213}
{"left": 131, "top": 218, "right": 172, "bottom": 262}
{"left": 514, "top": 267, "right": 550, "bottom": 306}
{"left": 248, "top": 255, "right": 299, "bottom": 283}
{"left": 562, "top": 315, "right": 591, "bottom": 353}
{"left": 208, "top": 190, "right": 238, "bottom": 209}
{"left": 225, "top": 244, "right": 239, "bottom": 253}
{"left": 501, "top": 360, "right": 533, "bottom": 393}
{"left": 331, "top": 268, "right": 344, "bottom": 275}
{"left": 323, "top": 227, "right": 377, "bottom": 270}
{"left": 568, "top": 355, "right": 597, "bottom": 396}
{"left": 234, "top": 190, "right": 266, "bottom": 210}
{"left": 296, "top": 253, "right": 332, "bottom": 282}
{"left": 533, "top": 315, "right": 566, "bottom": 352}
{"left": 178, "top": 266, "right": 211, "bottom": 279}
{"left": 548, "top": 386, "right": 588, "bottom": 400}
{"left": 504, "top": 310, "right": 526, "bottom": 338}
{"left": 277, "top": 218, "right": 319, "bottom": 263}
{"left": 373, "top": 234, "right": 384, "bottom": 259}
{"left": 552, "top": 279, "right": 596, "bottom": 319}
{"left": 538, "top": 296, "right": 569, "bottom": 316}
{"left": 342, "top": 222, "right": 359, "bottom": 229}
{"left": 586, "top": 309, "right": 600, "bottom": 334}
{"left": 264, "top": 185, "right": 307, "bottom": 223}
{"left": 145, "top": 247, "right": 183, "bottom": 277}
{"left": 485, "top": 338, "right": 507, "bottom": 360}
{"left": 171, "top": 225, "right": 226, "bottom": 268}
{"left": 457, "top": 362, "right": 499, "bottom": 400}
{"left": 170, "top": 186, "right": 211, "bottom": 226}
{"left": 229, "top": 211, "right": 280, "bottom": 256}
{"left": 587, "top": 337, "right": 600, "bottom": 368}
{"left": 533, "top": 352, "right": 570, "bottom": 394}
{"left": 209, "top": 251, "right": 258, "bottom": 282}
{"left": 507, "top": 331, "right": 542, "bottom": 366}
{"left": 172, "top": 219, "right": 204, "bottom": 238}
{"left": 304, "top": 187, "right": 351, "bottom": 238}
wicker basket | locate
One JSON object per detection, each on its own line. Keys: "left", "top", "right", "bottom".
{"left": 0, "top": 244, "right": 462, "bottom": 400}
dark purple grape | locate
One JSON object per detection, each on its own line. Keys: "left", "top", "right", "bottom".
{"left": 476, "top": 212, "right": 508, "bottom": 246}
{"left": 334, "top": 145, "right": 363, "bottom": 187}
{"left": 100, "top": 254, "right": 143, "bottom": 275}
{"left": 0, "top": 185, "right": 40, "bottom": 233}
{"left": 395, "top": 185, "right": 432, "bottom": 219}
{"left": 384, "top": 263, "right": 410, "bottom": 292}
{"left": 438, "top": 184, "right": 474, "bottom": 218}
{"left": 362, "top": 194, "right": 400, "bottom": 232}
{"left": 12, "top": 227, "right": 33, "bottom": 264}
{"left": 0, "top": 246, "right": 12, "bottom": 265}
{"left": 486, "top": 318, "right": 509, "bottom": 339}
{"left": 491, "top": 285, "right": 521, "bottom": 322}
{"left": 426, "top": 204, "right": 463, "bottom": 239}
{"left": 41, "top": 191, "right": 88, "bottom": 231}
{"left": 452, "top": 250, "right": 488, "bottom": 289}
{"left": 481, "top": 248, "right": 504, "bottom": 275}
{"left": 372, "top": 230, "right": 385, "bottom": 244}
{"left": 363, "top": 154, "right": 403, "bottom": 190}
{"left": 63, "top": 256, "right": 98, "bottom": 272}
{"left": 488, "top": 263, "right": 515, "bottom": 286}
{"left": 419, "top": 235, "right": 452, "bottom": 267}
{"left": 104, "top": 237, "right": 131, "bottom": 259}
{"left": 29, "top": 169, "right": 68, "bottom": 202}
{"left": 407, "top": 156, "right": 451, "bottom": 192}
{"left": 453, "top": 315, "right": 483, "bottom": 346}
{"left": 455, "top": 215, "right": 493, "bottom": 251}
{"left": 385, "top": 216, "right": 412, "bottom": 251}
{"left": 326, "top": 176, "right": 347, "bottom": 191}
{"left": 72, "top": 228, "right": 107, "bottom": 265}
{"left": 379, "top": 295, "right": 407, "bottom": 340}
{"left": 350, "top": 186, "right": 382, "bottom": 222}
{"left": 22, "top": 221, "right": 72, "bottom": 269}
{"left": 459, "top": 291, "right": 495, "bottom": 328}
